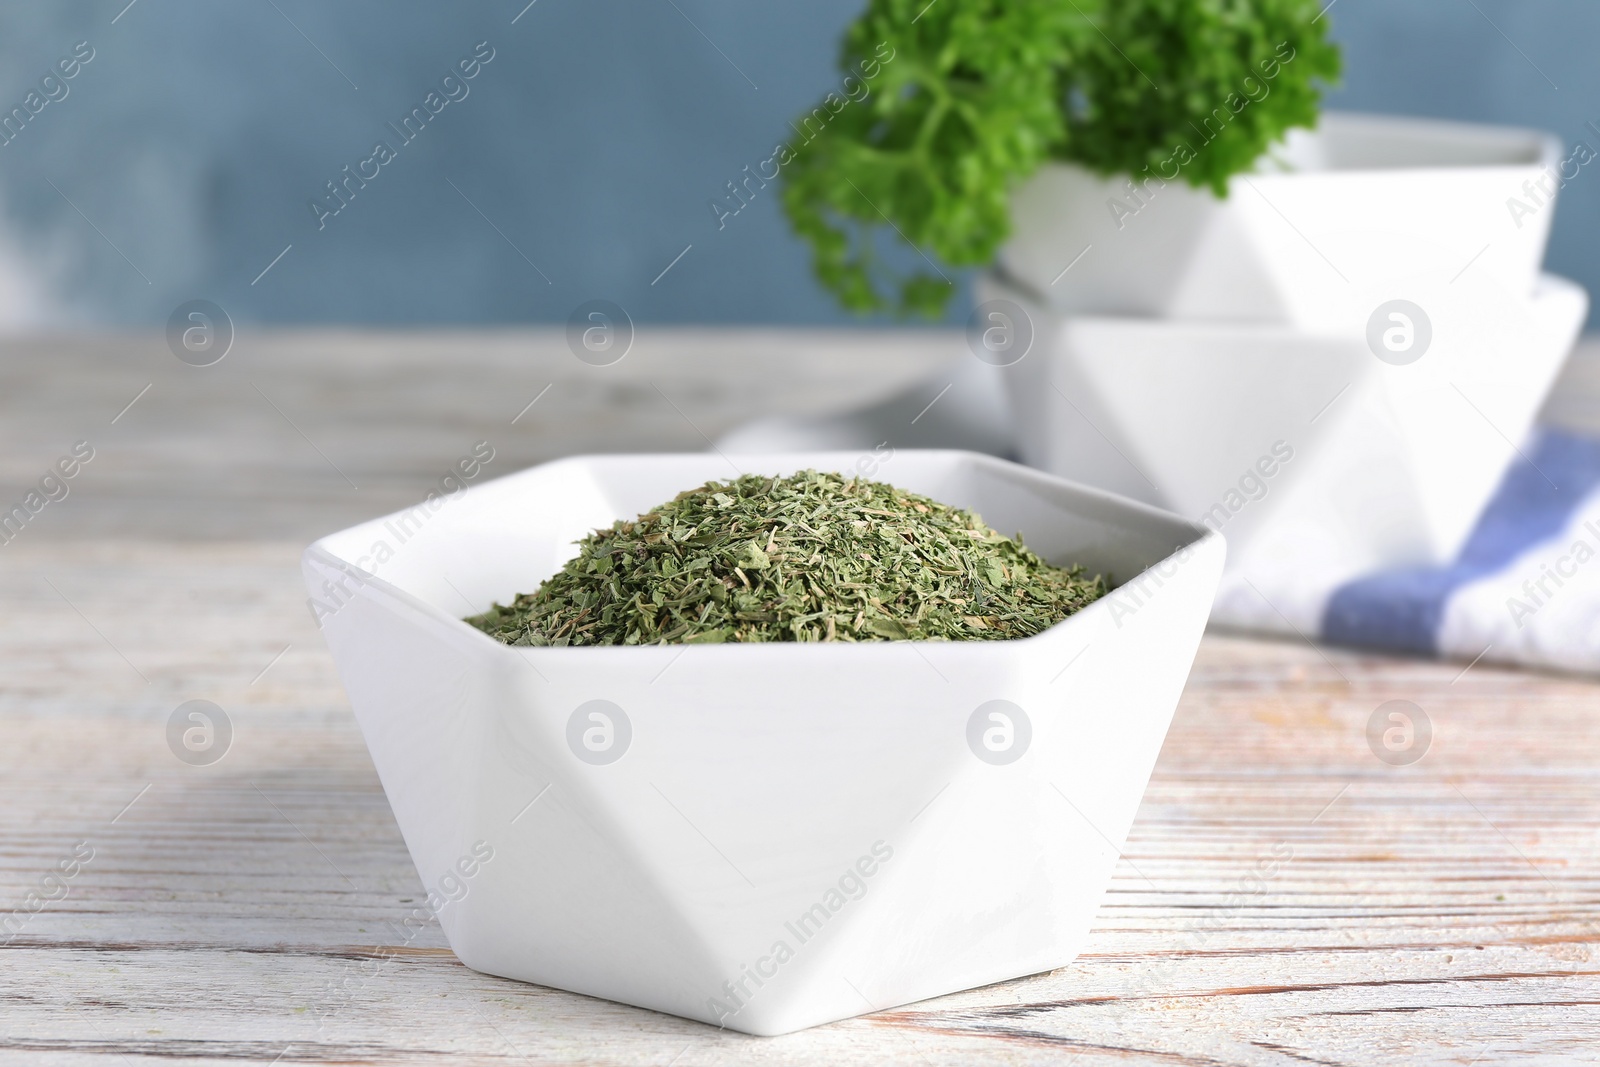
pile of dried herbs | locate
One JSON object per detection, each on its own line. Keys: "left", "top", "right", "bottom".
{"left": 466, "top": 471, "right": 1108, "bottom": 646}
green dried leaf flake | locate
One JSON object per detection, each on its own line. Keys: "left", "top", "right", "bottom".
{"left": 465, "top": 471, "right": 1107, "bottom": 647}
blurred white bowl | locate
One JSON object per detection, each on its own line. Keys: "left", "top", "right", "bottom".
{"left": 1000, "top": 112, "right": 1562, "bottom": 332}
{"left": 304, "top": 449, "right": 1222, "bottom": 1035}
{"left": 980, "top": 270, "right": 1587, "bottom": 608}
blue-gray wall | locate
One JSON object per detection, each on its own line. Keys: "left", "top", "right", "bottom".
{"left": 0, "top": 1, "right": 1596, "bottom": 326}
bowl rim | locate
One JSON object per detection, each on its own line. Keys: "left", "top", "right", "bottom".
{"left": 304, "top": 448, "right": 1221, "bottom": 660}
{"left": 1030, "top": 109, "right": 1561, "bottom": 181}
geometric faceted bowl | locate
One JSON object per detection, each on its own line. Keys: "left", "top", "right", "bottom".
{"left": 303, "top": 450, "right": 1223, "bottom": 1035}
{"left": 979, "top": 272, "right": 1587, "bottom": 631}
{"left": 1000, "top": 112, "right": 1562, "bottom": 332}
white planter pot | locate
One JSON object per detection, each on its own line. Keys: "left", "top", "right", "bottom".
{"left": 305, "top": 450, "right": 1222, "bottom": 1035}
{"left": 979, "top": 271, "right": 1587, "bottom": 617}
{"left": 1000, "top": 112, "right": 1563, "bottom": 332}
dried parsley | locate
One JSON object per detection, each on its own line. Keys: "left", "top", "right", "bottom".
{"left": 466, "top": 471, "right": 1107, "bottom": 646}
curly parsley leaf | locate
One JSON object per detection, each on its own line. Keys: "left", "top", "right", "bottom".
{"left": 780, "top": 0, "right": 1339, "bottom": 316}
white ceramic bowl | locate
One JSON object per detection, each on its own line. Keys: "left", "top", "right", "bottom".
{"left": 303, "top": 450, "right": 1223, "bottom": 1035}
{"left": 979, "top": 271, "right": 1587, "bottom": 623}
{"left": 1000, "top": 112, "right": 1562, "bottom": 331}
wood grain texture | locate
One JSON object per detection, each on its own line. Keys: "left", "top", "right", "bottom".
{"left": 0, "top": 328, "right": 961, "bottom": 541}
{"left": 1, "top": 332, "right": 1598, "bottom": 1065}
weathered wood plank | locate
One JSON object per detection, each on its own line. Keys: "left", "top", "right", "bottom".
{"left": 3, "top": 539, "right": 1597, "bottom": 1065}
{"left": 2, "top": 334, "right": 1598, "bottom": 1065}
{"left": 0, "top": 328, "right": 961, "bottom": 541}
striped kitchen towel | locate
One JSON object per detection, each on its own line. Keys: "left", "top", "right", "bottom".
{"left": 1222, "top": 427, "right": 1600, "bottom": 674}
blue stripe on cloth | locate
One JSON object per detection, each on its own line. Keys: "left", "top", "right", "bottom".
{"left": 1321, "top": 428, "right": 1600, "bottom": 654}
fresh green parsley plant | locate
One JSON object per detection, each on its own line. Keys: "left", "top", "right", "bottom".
{"left": 781, "top": 0, "right": 1340, "bottom": 316}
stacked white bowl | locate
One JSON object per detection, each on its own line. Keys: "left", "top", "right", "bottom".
{"left": 980, "top": 112, "right": 1589, "bottom": 626}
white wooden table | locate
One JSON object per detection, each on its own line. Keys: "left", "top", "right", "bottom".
{"left": 2, "top": 330, "right": 1597, "bottom": 1065}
